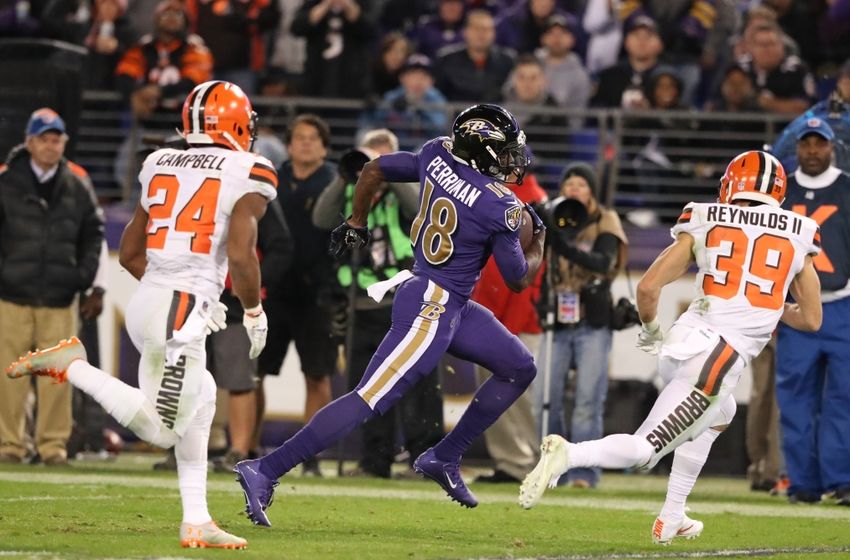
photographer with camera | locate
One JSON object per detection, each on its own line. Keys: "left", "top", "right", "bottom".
{"left": 312, "top": 129, "right": 443, "bottom": 479}
{"left": 532, "top": 162, "right": 629, "bottom": 488}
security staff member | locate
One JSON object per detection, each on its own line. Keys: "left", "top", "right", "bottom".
{"left": 777, "top": 118, "right": 850, "bottom": 506}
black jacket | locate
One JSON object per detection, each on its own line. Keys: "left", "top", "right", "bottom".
{"left": 434, "top": 44, "right": 516, "bottom": 102}
{"left": 0, "top": 145, "right": 104, "bottom": 307}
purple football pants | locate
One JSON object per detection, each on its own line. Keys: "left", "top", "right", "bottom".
{"left": 258, "top": 274, "right": 537, "bottom": 478}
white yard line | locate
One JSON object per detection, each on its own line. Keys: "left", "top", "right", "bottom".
{"left": 1, "top": 472, "right": 849, "bottom": 522}
{"left": 513, "top": 547, "right": 850, "bottom": 559}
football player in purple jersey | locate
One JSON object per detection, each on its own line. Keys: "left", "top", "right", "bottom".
{"left": 234, "top": 104, "right": 546, "bottom": 525}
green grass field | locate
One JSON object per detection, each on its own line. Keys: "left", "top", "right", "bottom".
{"left": 1, "top": 455, "right": 848, "bottom": 560}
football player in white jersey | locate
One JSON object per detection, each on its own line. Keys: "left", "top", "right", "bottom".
{"left": 519, "top": 151, "right": 823, "bottom": 544}
{"left": 5, "top": 81, "right": 277, "bottom": 549}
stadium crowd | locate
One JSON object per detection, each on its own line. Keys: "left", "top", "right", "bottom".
{"left": 1, "top": 0, "right": 849, "bottom": 510}
{"left": 2, "top": 0, "right": 848, "bottom": 117}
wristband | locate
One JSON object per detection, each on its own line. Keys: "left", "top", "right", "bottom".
{"left": 642, "top": 318, "right": 660, "bottom": 333}
{"left": 244, "top": 303, "right": 263, "bottom": 317}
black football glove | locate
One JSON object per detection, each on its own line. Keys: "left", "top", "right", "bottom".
{"left": 525, "top": 203, "right": 546, "bottom": 235}
{"left": 328, "top": 220, "right": 370, "bottom": 259}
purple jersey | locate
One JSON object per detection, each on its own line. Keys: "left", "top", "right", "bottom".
{"left": 379, "top": 137, "right": 528, "bottom": 298}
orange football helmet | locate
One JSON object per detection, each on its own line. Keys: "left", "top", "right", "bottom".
{"left": 718, "top": 150, "right": 786, "bottom": 207}
{"left": 181, "top": 80, "right": 256, "bottom": 151}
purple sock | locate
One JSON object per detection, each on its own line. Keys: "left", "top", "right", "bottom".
{"left": 433, "top": 375, "right": 529, "bottom": 463}
{"left": 258, "top": 391, "right": 373, "bottom": 479}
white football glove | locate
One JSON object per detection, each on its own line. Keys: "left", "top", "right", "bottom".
{"left": 204, "top": 301, "right": 228, "bottom": 336}
{"left": 243, "top": 304, "right": 268, "bottom": 360}
{"left": 636, "top": 318, "right": 663, "bottom": 355}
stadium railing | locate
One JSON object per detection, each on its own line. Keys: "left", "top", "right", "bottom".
{"left": 77, "top": 90, "right": 793, "bottom": 223}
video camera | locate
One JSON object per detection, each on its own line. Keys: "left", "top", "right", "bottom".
{"left": 338, "top": 148, "right": 372, "bottom": 184}
{"left": 539, "top": 196, "right": 590, "bottom": 240}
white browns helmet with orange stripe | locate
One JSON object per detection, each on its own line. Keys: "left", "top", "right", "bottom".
{"left": 719, "top": 150, "right": 787, "bottom": 207}
{"left": 181, "top": 80, "right": 256, "bottom": 152}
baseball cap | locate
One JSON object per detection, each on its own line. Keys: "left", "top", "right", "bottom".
{"left": 626, "top": 15, "right": 659, "bottom": 35}
{"left": 543, "top": 13, "right": 578, "bottom": 35}
{"left": 26, "top": 108, "right": 66, "bottom": 136}
{"left": 401, "top": 54, "right": 433, "bottom": 76}
{"left": 796, "top": 117, "right": 835, "bottom": 142}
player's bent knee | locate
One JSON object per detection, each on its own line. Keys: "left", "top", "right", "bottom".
{"left": 512, "top": 353, "right": 537, "bottom": 388}
{"left": 149, "top": 430, "right": 180, "bottom": 449}
{"left": 718, "top": 396, "right": 737, "bottom": 426}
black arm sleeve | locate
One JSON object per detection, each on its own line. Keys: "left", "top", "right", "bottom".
{"left": 553, "top": 232, "right": 620, "bottom": 274}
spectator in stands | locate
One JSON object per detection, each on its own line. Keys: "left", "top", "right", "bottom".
{"left": 535, "top": 13, "right": 590, "bottom": 111}
{"left": 265, "top": 0, "right": 307, "bottom": 82}
{"left": 312, "top": 129, "right": 443, "bottom": 479}
{"left": 532, "top": 162, "right": 627, "bottom": 488}
{"left": 365, "top": 55, "right": 448, "bottom": 152}
{"left": 0, "top": 0, "right": 41, "bottom": 35}
{"left": 582, "top": 0, "right": 622, "bottom": 74}
{"left": 0, "top": 108, "right": 104, "bottom": 465}
{"left": 736, "top": 23, "right": 814, "bottom": 116}
{"left": 471, "top": 167, "right": 547, "bottom": 484}
{"left": 209, "top": 202, "right": 293, "bottom": 473}
{"left": 730, "top": 5, "right": 798, "bottom": 63}
{"left": 124, "top": 0, "right": 160, "bottom": 41}
{"left": 410, "top": 0, "right": 465, "bottom": 59}
{"left": 115, "top": 0, "right": 213, "bottom": 118}
{"left": 705, "top": 64, "right": 760, "bottom": 112}
{"left": 291, "top": 0, "right": 376, "bottom": 99}
{"left": 644, "top": 65, "right": 685, "bottom": 110}
{"left": 495, "top": 0, "right": 562, "bottom": 54}
{"left": 761, "top": 0, "right": 820, "bottom": 70}
{"left": 371, "top": 32, "right": 411, "bottom": 97}
{"left": 772, "top": 59, "right": 850, "bottom": 173}
{"left": 620, "top": 0, "right": 721, "bottom": 105}
{"left": 183, "top": 0, "right": 280, "bottom": 95}
{"left": 434, "top": 9, "right": 515, "bottom": 102}
{"left": 41, "top": 0, "right": 134, "bottom": 89}
{"left": 777, "top": 119, "right": 850, "bottom": 506}
{"left": 591, "top": 15, "right": 661, "bottom": 109}
{"left": 503, "top": 55, "right": 568, "bottom": 147}
{"left": 258, "top": 114, "right": 337, "bottom": 476}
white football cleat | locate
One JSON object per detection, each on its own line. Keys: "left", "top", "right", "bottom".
{"left": 651, "top": 513, "right": 704, "bottom": 545}
{"left": 180, "top": 520, "right": 247, "bottom": 549}
{"left": 518, "top": 434, "right": 569, "bottom": 509}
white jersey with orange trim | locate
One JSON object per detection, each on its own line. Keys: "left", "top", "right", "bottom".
{"left": 670, "top": 202, "right": 820, "bottom": 362}
{"left": 138, "top": 145, "right": 277, "bottom": 301}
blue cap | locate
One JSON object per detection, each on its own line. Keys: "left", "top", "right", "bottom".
{"left": 26, "top": 108, "right": 66, "bottom": 136}
{"left": 796, "top": 117, "right": 834, "bottom": 142}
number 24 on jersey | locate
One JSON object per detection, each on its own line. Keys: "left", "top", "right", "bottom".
{"left": 146, "top": 174, "right": 220, "bottom": 254}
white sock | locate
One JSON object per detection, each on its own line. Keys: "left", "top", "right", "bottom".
{"left": 177, "top": 403, "right": 214, "bottom": 525}
{"left": 67, "top": 361, "right": 178, "bottom": 449}
{"left": 568, "top": 434, "right": 654, "bottom": 470}
{"left": 659, "top": 428, "right": 721, "bottom": 523}
{"left": 68, "top": 361, "right": 147, "bottom": 425}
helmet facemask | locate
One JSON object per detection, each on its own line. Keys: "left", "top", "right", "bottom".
{"left": 487, "top": 140, "right": 530, "bottom": 184}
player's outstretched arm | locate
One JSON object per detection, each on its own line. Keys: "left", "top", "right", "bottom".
{"left": 636, "top": 232, "right": 695, "bottom": 324}
{"left": 118, "top": 203, "right": 150, "bottom": 281}
{"left": 228, "top": 193, "right": 269, "bottom": 310}
{"left": 781, "top": 255, "right": 822, "bottom": 332}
